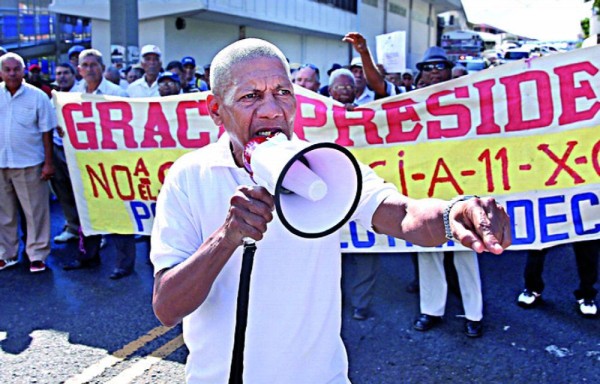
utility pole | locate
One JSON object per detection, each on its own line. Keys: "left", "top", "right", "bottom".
{"left": 109, "top": 0, "right": 139, "bottom": 67}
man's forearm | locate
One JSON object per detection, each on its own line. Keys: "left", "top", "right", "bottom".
{"left": 372, "top": 194, "right": 447, "bottom": 247}
{"left": 152, "top": 227, "right": 240, "bottom": 327}
{"left": 359, "top": 50, "right": 388, "bottom": 97}
{"left": 42, "top": 131, "right": 53, "bottom": 164}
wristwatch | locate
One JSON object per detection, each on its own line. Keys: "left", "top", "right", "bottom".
{"left": 443, "top": 195, "right": 478, "bottom": 240}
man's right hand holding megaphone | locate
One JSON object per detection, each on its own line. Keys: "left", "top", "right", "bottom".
{"left": 150, "top": 38, "right": 511, "bottom": 383}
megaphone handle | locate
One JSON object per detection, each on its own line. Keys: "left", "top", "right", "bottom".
{"left": 228, "top": 241, "right": 257, "bottom": 383}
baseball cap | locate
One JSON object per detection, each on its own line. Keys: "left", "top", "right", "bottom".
{"left": 157, "top": 71, "right": 180, "bottom": 84}
{"left": 140, "top": 44, "right": 162, "bottom": 58}
{"left": 28, "top": 64, "right": 41, "bottom": 72}
{"left": 68, "top": 45, "right": 85, "bottom": 57}
{"left": 181, "top": 56, "right": 196, "bottom": 67}
{"left": 350, "top": 57, "right": 362, "bottom": 68}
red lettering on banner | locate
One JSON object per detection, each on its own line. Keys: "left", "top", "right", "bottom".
{"left": 554, "top": 62, "right": 600, "bottom": 125}
{"left": 428, "top": 158, "right": 463, "bottom": 197}
{"left": 538, "top": 141, "right": 585, "bottom": 185}
{"left": 397, "top": 150, "right": 409, "bottom": 196}
{"left": 96, "top": 102, "right": 136, "bottom": 149}
{"left": 593, "top": 140, "right": 600, "bottom": 176}
{"left": 86, "top": 163, "right": 113, "bottom": 198}
{"left": 133, "top": 158, "right": 150, "bottom": 177}
{"left": 426, "top": 87, "right": 472, "bottom": 139}
{"left": 157, "top": 161, "right": 174, "bottom": 185}
{"left": 473, "top": 79, "right": 501, "bottom": 135}
{"left": 176, "top": 101, "right": 212, "bottom": 148}
{"left": 294, "top": 94, "right": 328, "bottom": 141}
{"left": 501, "top": 71, "right": 554, "bottom": 132}
{"left": 62, "top": 102, "right": 98, "bottom": 150}
{"left": 111, "top": 165, "right": 135, "bottom": 200}
{"left": 381, "top": 98, "right": 423, "bottom": 143}
{"left": 332, "top": 105, "right": 382, "bottom": 146}
{"left": 137, "top": 178, "right": 157, "bottom": 201}
{"left": 141, "top": 102, "right": 177, "bottom": 148}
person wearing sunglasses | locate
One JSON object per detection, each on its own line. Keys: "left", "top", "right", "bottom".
{"left": 415, "top": 46, "right": 454, "bottom": 86}
{"left": 157, "top": 71, "right": 182, "bottom": 97}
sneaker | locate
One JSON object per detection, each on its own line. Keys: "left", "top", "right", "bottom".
{"left": 517, "top": 289, "right": 541, "bottom": 308}
{"left": 577, "top": 299, "right": 598, "bottom": 317}
{"left": 54, "top": 229, "right": 78, "bottom": 243}
{"left": 0, "top": 257, "right": 19, "bottom": 271}
{"left": 30, "top": 260, "right": 47, "bottom": 273}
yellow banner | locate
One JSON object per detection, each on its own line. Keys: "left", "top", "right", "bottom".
{"left": 54, "top": 46, "right": 600, "bottom": 251}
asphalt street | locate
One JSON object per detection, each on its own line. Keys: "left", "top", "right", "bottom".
{"left": 0, "top": 200, "right": 598, "bottom": 383}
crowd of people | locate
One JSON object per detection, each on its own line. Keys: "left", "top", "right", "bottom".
{"left": 0, "top": 31, "right": 596, "bottom": 382}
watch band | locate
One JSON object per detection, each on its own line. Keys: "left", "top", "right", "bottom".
{"left": 443, "top": 195, "right": 478, "bottom": 240}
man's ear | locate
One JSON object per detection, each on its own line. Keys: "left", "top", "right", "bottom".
{"left": 207, "top": 94, "right": 223, "bottom": 125}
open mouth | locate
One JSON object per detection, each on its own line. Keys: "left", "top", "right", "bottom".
{"left": 254, "top": 129, "right": 283, "bottom": 138}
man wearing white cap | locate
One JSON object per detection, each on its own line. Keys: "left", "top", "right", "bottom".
{"left": 127, "top": 44, "right": 162, "bottom": 97}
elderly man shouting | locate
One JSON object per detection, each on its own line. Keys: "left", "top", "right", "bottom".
{"left": 150, "top": 38, "right": 511, "bottom": 384}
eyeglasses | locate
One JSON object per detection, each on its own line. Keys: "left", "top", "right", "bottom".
{"left": 421, "top": 62, "right": 450, "bottom": 72}
{"left": 159, "top": 80, "right": 178, "bottom": 87}
{"left": 332, "top": 84, "right": 355, "bottom": 92}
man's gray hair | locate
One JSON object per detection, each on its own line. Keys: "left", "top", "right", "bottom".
{"left": 0, "top": 52, "right": 25, "bottom": 69}
{"left": 329, "top": 68, "right": 355, "bottom": 88}
{"left": 210, "top": 38, "right": 290, "bottom": 97}
{"left": 79, "top": 49, "right": 104, "bottom": 66}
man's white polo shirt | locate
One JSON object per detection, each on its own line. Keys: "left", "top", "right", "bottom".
{"left": 127, "top": 76, "right": 159, "bottom": 97}
{"left": 0, "top": 82, "right": 56, "bottom": 168}
{"left": 151, "top": 133, "right": 396, "bottom": 383}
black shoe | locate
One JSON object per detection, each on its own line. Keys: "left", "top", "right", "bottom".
{"left": 110, "top": 269, "right": 133, "bottom": 280}
{"left": 63, "top": 258, "right": 100, "bottom": 271}
{"left": 413, "top": 314, "right": 442, "bottom": 331}
{"left": 352, "top": 307, "right": 370, "bottom": 321}
{"left": 465, "top": 320, "right": 483, "bottom": 338}
{"left": 406, "top": 280, "right": 419, "bottom": 294}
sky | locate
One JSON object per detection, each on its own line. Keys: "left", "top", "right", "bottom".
{"left": 461, "top": 0, "right": 592, "bottom": 41}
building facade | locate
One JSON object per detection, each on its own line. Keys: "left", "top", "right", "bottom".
{"left": 47, "top": 0, "right": 462, "bottom": 81}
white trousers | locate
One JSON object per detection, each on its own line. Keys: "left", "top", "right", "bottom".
{"left": 418, "top": 250, "right": 483, "bottom": 321}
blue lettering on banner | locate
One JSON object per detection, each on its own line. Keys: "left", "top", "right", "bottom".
{"left": 349, "top": 221, "right": 376, "bottom": 248}
{"left": 507, "top": 199, "right": 535, "bottom": 245}
{"left": 539, "top": 195, "right": 569, "bottom": 243}
{"left": 572, "top": 192, "right": 600, "bottom": 235}
{"left": 130, "top": 201, "right": 157, "bottom": 232}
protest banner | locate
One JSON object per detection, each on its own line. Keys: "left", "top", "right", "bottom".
{"left": 54, "top": 45, "right": 600, "bottom": 252}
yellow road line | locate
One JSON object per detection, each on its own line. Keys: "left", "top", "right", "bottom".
{"left": 105, "top": 334, "right": 185, "bottom": 384}
{"left": 65, "top": 325, "right": 172, "bottom": 384}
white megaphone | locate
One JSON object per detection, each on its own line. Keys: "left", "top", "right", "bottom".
{"left": 243, "top": 133, "right": 362, "bottom": 238}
